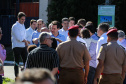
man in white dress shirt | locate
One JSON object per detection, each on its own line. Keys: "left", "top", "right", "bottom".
{"left": 59, "top": 18, "right": 69, "bottom": 40}
{"left": 26, "top": 19, "right": 37, "bottom": 45}
{"left": 11, "top": 12, "right": 28, "bottom": 79}
{"left": 96, "top": 23, "right": 109, "bottom": 62}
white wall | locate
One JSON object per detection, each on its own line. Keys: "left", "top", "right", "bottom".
{"left": 39, "top": 0, "right": 48, "bottom": 23}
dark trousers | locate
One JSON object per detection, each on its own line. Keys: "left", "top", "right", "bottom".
{"left": 0, "top": 75, "right": 2, "bottom": 84}
{"left": 123, "top": 75, "right": 126, "bottom": 84}
{"left": 87, "top": 66, "right": 96, "bottom": 84}
{"left": 59, "top": 69, "right": 84, "bottom": 84}
{"left": 13, "top": 47, "right": 27, "bottom": 77}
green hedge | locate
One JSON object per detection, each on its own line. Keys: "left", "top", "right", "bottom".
{"left": 48, "top": 0, "right": 126, "bottom": 32}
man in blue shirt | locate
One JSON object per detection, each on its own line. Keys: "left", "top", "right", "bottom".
{"left": 50, "top": 21, "right": 65, "bottom": 45}
{"left": 118, "top": 30, "right": 126, "bottom": 49}
{"left": 84, "top": 24, "right": 99, "bottom": 84}
{"left": 32, "top": 19, "right": 43, "bottom": 47}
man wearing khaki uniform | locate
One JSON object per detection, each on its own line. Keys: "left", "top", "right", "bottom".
{"left": 56, "top": 25, "right": 91, "bottom": 84}
{"left": 94, "top": 29, "right": 126, "bottom": 84}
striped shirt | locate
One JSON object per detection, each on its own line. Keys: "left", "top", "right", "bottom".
{"left": 26, "top": 44, "right": 59, "bottom": 71}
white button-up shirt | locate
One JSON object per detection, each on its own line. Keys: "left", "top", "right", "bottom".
{"left": 59, "top": 28, "right": 68, "bottom": 40}
{"left": 11, "top": 21, "right": 26, "bottom": 49}
{"left": 96, "top": 33, "right": 107, "bottom": 65}
{"left": 26, "top": 27, "right": 35, "bottom": 45}
{"left": 96, "top": 33, "right": 107, "bottom": 58}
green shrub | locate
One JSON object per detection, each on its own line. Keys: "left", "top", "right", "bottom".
{"left": 3, "top": 77, "right": 14, "bottom": 84}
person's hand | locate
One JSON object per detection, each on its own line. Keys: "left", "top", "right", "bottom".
{"left": 93, "top": 78, "right": 98, "bottom": 84}
{"left": 1, "top": 44, "right": 5, "bottom": 49}
{"left": 55, "top": 38, "right": 62, "bottom": 43}
{"left": 21, "top": 67, "right": 24, "bottom": 71}
{"left": 27, "top": 41, "right": 30, "bottom": 44}
{"left": 32, "top": 38, "right": 38, "bottom": 44}
{"left": 84, "top": 77, "right": 87, "bottom": 84}
{"left": 25, "top": 41, "right": 28, "bottom": 46}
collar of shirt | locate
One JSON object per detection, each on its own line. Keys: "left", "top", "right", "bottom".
{"left": 91, "top": 34, "right": 99, "bottom": 40}
{"left": 61, "top": 28, "right": 68, "bottom": 32}
{"left": 100, "top": 32, "right": 107, "bottom": 38}
{"left": 34, "top": 30, "right": 41, "bottom": 34}
{"left": 16, "top": 21, "right": 24, "bottom": 26}
{"left": 51, "top": 32, "right": 62, "bottom": 38}
{"left": 108, "top": 41, "right": 117, "bottom": 45}
{"left": 29, "top": 27, "right": 35, "bottom": 32}
{"left": 68, "top": 37, "right": 76, "bottom": 41}
{"left": 40, "top": 44, "right": 49, "bottom": 48}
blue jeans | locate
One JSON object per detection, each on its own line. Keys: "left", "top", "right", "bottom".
{"left": 87, "top": 66, "right": 96, "bottom": 84}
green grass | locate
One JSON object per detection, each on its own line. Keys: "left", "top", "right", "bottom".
{"left": 3, "top": 77, "right": 14, "bottom": 84}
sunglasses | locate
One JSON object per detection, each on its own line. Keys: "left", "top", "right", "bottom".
{"left": 0, "top": 32, "right": 2, "bottom": 34}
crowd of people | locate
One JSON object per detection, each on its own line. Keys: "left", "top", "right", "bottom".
{"left": 0, "top": 11, "right": 126, "bottom": 84}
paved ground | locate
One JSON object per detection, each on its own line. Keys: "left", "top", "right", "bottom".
{"left": 4, "top": 65, "right": 22, "bottom": 80}
{"left": 4, "top": 46, "right": 24, "bottom": 80}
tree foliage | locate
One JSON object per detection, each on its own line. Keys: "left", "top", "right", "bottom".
{"left": 48, "top": 0, "right": 126, "bottom": 32}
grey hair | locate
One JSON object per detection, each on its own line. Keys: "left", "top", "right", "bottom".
{"left": 39, "top": 32, "right": 51, "bottom": 43}
{"left": 117, "top": 30, "right": 125, "bottom": 38}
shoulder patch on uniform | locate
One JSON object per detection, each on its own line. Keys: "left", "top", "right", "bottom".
{"left": 119, "top": 45, "right": 125, "bottom": 50}
{"left": 101, "top": 43, "right": 108, "bottom": 46}
{"left": 99, "top": 46, "right": 103, "bottom": 53}
{"left": 78, "top": 41, "right": 85, "bottom": 45}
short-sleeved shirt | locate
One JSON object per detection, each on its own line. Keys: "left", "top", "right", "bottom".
{"left": 32, "top": 30, "right": 41, "bottom": 47}
{"left": 51, "top": 33, "right": 66, "bottom": 45}
{"left": 98, "top": 41, "right": 126, "bottom": 74}
{"left": 59, "top": 28, "right": 68, "bottom": 40}
{"left": 56, "top": 38, "right": 91, "bottom": 68}
{"left": 67, "top": 36, "right": 87, "bottom": 47}
{"left": 26, "top": 44, "right": 59, "bottom": 70}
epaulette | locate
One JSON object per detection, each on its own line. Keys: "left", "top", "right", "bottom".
{"left": 78, "top": 41, "right": 85, "bottom": 46}
{"left": 101, "top": 43, "right": 108, "bottom": 46}
{"left": 119, "top": 45, "right": 125, "bottom": 50}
